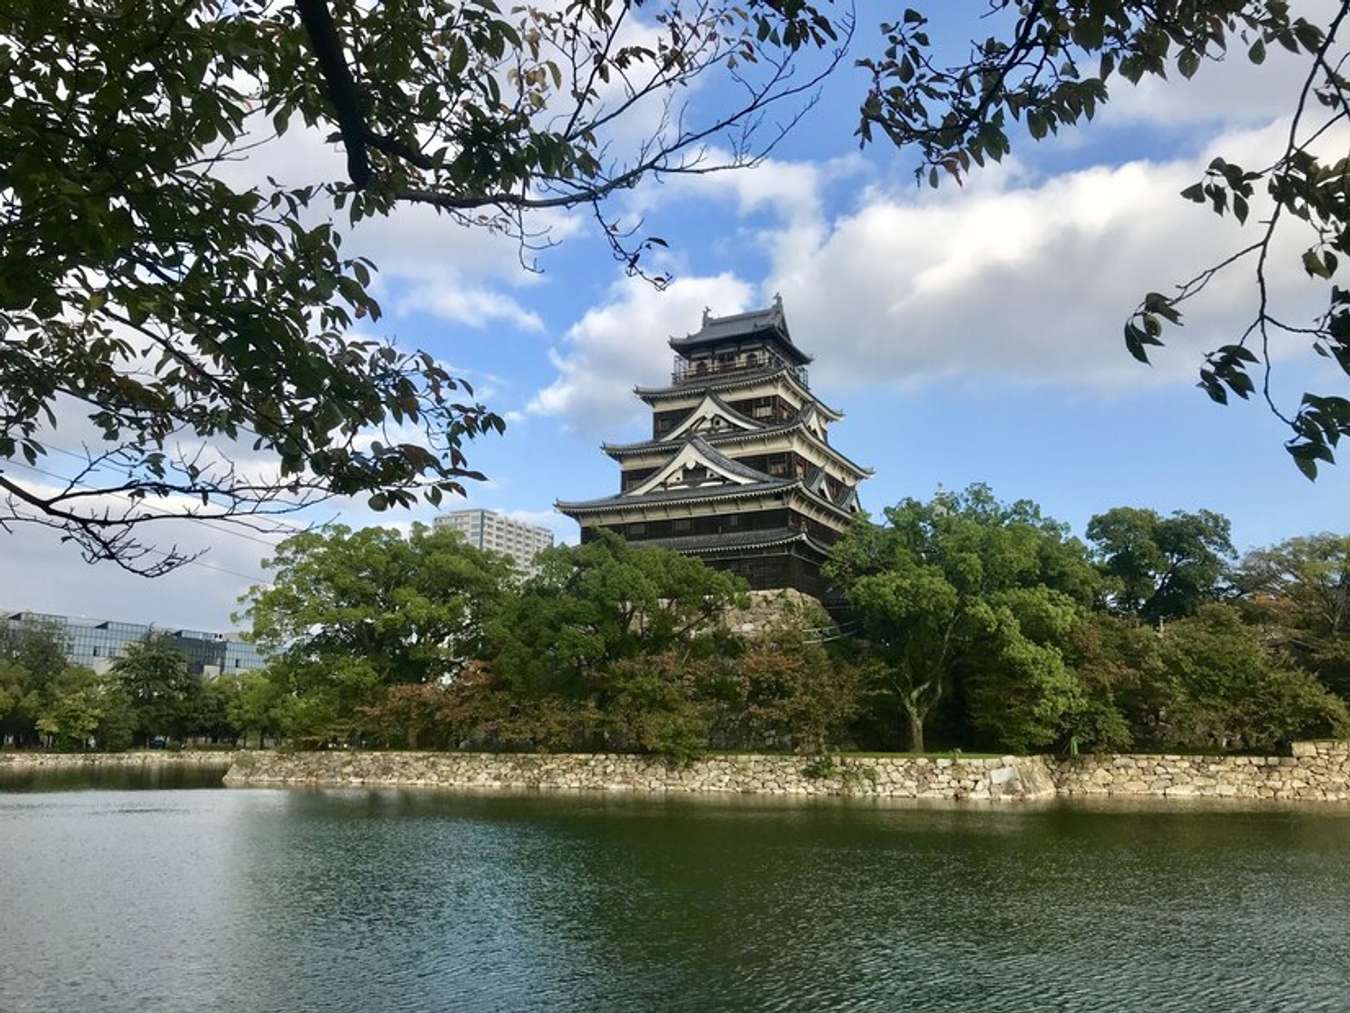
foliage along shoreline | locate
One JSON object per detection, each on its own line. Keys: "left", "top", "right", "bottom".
{"left": 4, "top": 484, "right": 1350, "bottom": 763}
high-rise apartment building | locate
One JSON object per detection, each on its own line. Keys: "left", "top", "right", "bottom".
{"left": 434, "top": 509, "right": 555, "bottom": 576}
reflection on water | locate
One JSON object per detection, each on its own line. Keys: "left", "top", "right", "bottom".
{"left": 0, "top": 761, "right": 228, "bottom": 792}
{"left": 3, "top": 776, "right": 1350, "bottom": 1013}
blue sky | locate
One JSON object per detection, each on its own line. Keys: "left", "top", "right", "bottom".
{"left": 5, "top": 0, "right": 1346, "bottom": 630}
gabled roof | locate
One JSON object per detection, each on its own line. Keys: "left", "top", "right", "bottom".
{"left": 635, "top": 365, "right": 843, "bottom": 421}
{"left": 556, "top": 471, "right": 855, "bottom": 522}
{"left": 668, "top": 296, "right": 812, "bottom": 366}
{"left": 602, "top": 410, "right": 874, "bottom": 479}
{"left": 628, "top": 435, "right": 775, "bottom": 496}
{"left": 663, "top": 392, "right": 762, "bottom": 441}
{"left": 604, "top": 416, "right": 800, "bottom": 457}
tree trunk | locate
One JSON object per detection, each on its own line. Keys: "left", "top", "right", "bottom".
{"left": 905, "top": 707, "right": 925, "bottom": 753}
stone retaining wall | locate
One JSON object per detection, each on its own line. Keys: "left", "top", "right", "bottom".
{"left": 223, "top": 749, "right": 1057, "bottom": 800}
{"left": 0, "top": 749, "right": 233, "bottom": 770}
{"left": 9, "top": 742, "right": 1350, "bottom": 802}
{"left": 1052, "top": 740, "right": 1350, "bottom": 801}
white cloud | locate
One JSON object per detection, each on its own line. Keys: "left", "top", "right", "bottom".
{"left": 0, "top": 503, "right": 273, "bottom": 633}
{"left": 777, "top": 120, "right": 1329, "bottom": 391}
{"left": 527, "top": 272, "right": 755, "bottom": 432}
{"left": 211, "top": 121, "right": 577, "bottom": 333}
{"left": 394, "top": 282, "right": 544, "bottom": 333}
{"left": 533, "top": 117, "right": 1334, "bottom": 431}
{"left": 1103, "top": 0, "right": 1341, "bottom": 127}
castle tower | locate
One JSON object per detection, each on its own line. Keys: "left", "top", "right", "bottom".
{"left": 555, "top": 298, "right": 871, "bottom": 600}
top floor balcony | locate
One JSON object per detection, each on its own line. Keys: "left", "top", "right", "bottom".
{"left": 672, "top": 348, "right": 809, "bottom": 387}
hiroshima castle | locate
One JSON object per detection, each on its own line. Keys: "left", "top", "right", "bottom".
{"left": 556, "top": 298, "right": 871, "bottom": 599}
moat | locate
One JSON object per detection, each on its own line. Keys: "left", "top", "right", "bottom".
{"left": 3, "top": 770, "right": 1350, "bottom": 1012}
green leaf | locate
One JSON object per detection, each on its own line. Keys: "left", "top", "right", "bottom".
{"left": 1248, "top": 38, "right": 1266, "bottom": 64}
{"left": 1291, "top": 448, "right": 1319, "bottom": 481}
{"left": 449, "top": 37, "right": 469, "bottom": 77}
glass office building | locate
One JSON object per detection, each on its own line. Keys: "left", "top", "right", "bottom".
{"left": 2, "top": 611, "right": 267, "bottom": 677}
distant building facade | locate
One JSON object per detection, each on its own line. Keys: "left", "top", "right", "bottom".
{"left": 2, "top": 611, "right": 266, "bottom": 677}
{"left": 556, "top": 298, "right": 871, "bottom": 600}
{"left": 434, "top": 509, "right": 555, "bottom": 576}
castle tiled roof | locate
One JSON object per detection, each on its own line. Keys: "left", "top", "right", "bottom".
{"left": 639, "top": 526, "right": 834, "bottom": 558}
{"left": 682, "top": 436, "right": 775, "bottom": 484}
{"left": 634, "top": 365, "right": 843, "bottom": 420}
{"left": 668, "top": 299, "right": 811, "bottom": 365}
{"left": 556, "top": 477, "right": 797, "bottom": 514}
{"left": 602, "top": 410, "right": 873, "bottom": 479}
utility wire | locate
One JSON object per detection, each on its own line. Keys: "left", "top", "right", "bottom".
{"left": 14, "top": 445, "right": 294, "bottom": 550}
{"left": 0, "top": 459, "right": 270, "bottom": 583}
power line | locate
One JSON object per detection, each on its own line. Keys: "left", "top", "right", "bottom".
{"left": 0, "top": 459, "right": 269, "bottom": 583}
{"left": 9, "top": 447, "right": 291, "bottom": 550}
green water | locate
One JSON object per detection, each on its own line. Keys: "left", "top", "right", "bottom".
{"left": 3, "top": 769, "right": 1349, "bottom": 1012}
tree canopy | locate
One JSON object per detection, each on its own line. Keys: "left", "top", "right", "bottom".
{"left": 824, "top": 484, "right": 1101, "bottom": 752}
{"left": 4, "top": 0, "right": 1350, "bottom": 578}
{"left": 1086, "top": 506, "right": 1236, "bottom": 624}
{"left": 856, "top": 1, "right": 1350, "bottom": 478}
{"left": 0, "top": 0, "right": 843, "bottom": 573}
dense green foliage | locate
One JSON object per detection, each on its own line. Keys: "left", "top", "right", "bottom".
{"left": 236, "top": 523, "right": 514, "bottom": 746}
{"left": 1087, "top": 507, "right": 1236, "bottom": 624}
{"left": 5, "top": 0, "right": 1347, "bottom": 583}
{"left": 823, "top": 486, "right": 1100, "bottom": 753}
{"left": 232, "top": 527, "right": 866, "bottom": 759}
{"left": 828, "top": 485, "right": 1350, "bottom": 755}
{"left": 0, "top": 624, "right": 248, "bottom": 750}
{"left": 11, "top": 487, "right": 1350, "bottom": 758}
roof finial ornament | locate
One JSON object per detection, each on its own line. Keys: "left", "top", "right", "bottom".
{"left": 773, "top": 291, "right": 783, "bottom": 309}
{"left": 702, "top": 306, "right": 712, "bottom": 325}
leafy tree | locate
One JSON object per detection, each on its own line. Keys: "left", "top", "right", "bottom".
{"left": 242, "top": 522, "right": 514, "bottom": 682}
{"left": 0, "top": 620, "right": 69, "bottom": 689}
{"left": 964, "top": 586, "right": 1086, "bottom": 754}
{"left": 0, "top": 661, "right": 39, "bottom": 746}
{"left": 856, "top": 2, "right": 1350, "bottom": 476}
{"left": 0, "top": 621, "right": 69, "bottom": 746}
{"left": 825, "top": 485, "right": 1100, "bottom": 753}
{"left": 488, "top": 532, "right": 748, "bottom": 697}
{"left": 35, "top": 667, "right": 105, "bottom": 750}
{"left": 723, "top": 622, "right": 863, "bottom": 755}
{"left": 111, "top": 634, "right": 200, "bottom": 745}
{"left": 1087, "top": 507, "right": 1236, "bottom": 624}
{"left": 1150, "top": 603, "right": 1347, "bottom": 750}
{"left": 92, "top": 683, "right": 138, "bottom": 753}
{"left": 1238, "top": 533, "right": 1350, "bottom": 697}
{"left": 238, "top": 522, "right": 514, "bottom": 746}
{"left": 227, "top": 670, "right": 287, "bottom": 749}
{"left": 592, "top": 653, "right": 717, "bottom": 763}
{"left": 0, "top": 0, "right": 842, "bottom": 572}
{"left": 186, "top": 673, "right": 245, "bottom": 745}
{"left": 359, "top": 682, "right": 458, "bottom": 750}
{"left": 1059, "top": 614, "right": 1157, "bottom": 753}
